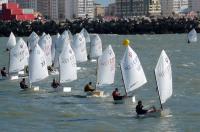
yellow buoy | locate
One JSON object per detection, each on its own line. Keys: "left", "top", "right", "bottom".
{"left": 123, "top": 39, "right": 130, "bottom": 46}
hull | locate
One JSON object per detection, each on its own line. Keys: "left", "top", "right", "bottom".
{"left": 136, "top": 110, "right": 161, "bottom": 118}
{"left": 86, "top": 90, "right": 106, "bottom": 97}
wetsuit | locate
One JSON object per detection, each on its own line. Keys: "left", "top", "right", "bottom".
{"left": 136, "top": 104, "right": 148, "bottom": 115}
{"left": 51, "top": 82, "right": 60, "bottom": 89}
{"left": 20, "top": 81, "right": 28, "bottom": 90}
{"left": 1, "top": 70, "right": 7, "bottom": 77}
{"left": 112, "top": 91, "right": 123, "bottom": 100}
{"left": 84, "top": 84, "right": 95, "bottom": 92}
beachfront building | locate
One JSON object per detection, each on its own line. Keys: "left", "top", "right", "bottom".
{"left": 58, "top": 0, "right": 73, "bottom": 21}
{"left": 5, "top": 0, "right": 95, "bottom": 21}
{"left": 161, "top": 0, "right": 189, "bottom": 16}
{"left": 188, "top": 0, "right": 200, "bottom": 13}
{"left": 73, "top": 0, "right": 94, "bottom": 19}
{"left": 149, "top": 0, "right": 161, "bottom": 15}
{"left": 10, "top": 0, "right": 37, "bottom": 11}
{"left": 105, "top": 2, "right": 116, "bottom": 16}
{"left": 94, "top": 3, "right": 105, "bottom": 18}
{"left": 0, "top": 0, "right": 8, "bottom": 10}
{"left": 58, "top": 0, "right": 94, "bottom": 21}
{"left": 37, "top": 0, "right": 58, "bottom": 21}
{"left": 115, "top": 0, "right": 161, "bottom": 17}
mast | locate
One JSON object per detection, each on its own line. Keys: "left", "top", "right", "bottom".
{"left": 95, "top": 58, "right": 99, "bottom": 90}
{"left": 154, "top": 71, "right": 163, "bottom": 110}
{"left": 8, "top": 50, "right": 10, "bottom": 76}
{"left": 58, "top": 55, "right": 61, "bottom": 85}
{"left": 120, "top": 65, "right": 127, "bottom": 96}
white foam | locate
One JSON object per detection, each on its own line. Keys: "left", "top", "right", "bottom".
{"left": 90, "top": 59, "right": 97, "bottom": 62}
{"left": 10, "top": 75, "right": 19, "bottom": 80}
{"left": 18, "top": 71, "right": 25, "bottom": 75}
{"left": 63, "top": 87, "right": 72, "bottom": 93}
{"left": 33, "top": 86, "right": 40, "bottom": 91}
{"left": 132, "top": 96, "right": 136, "bottom": 103}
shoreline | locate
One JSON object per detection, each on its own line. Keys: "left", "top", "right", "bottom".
{"left": 0, "top": 16, "right": 199, "bottom": 36}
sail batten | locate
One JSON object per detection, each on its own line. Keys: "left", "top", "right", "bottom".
{"left": 155, "top": 50, "right": 172, "bottom": 104}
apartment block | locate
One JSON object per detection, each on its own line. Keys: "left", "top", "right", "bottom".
{"left": 115, "top": 0, "right": 161, "bottom": 17}
{"left": 188, "top": 0, "right": 200, "bottom": 13}
{"left": 58, "top": 0, "right": 94, "bottom": 21}
{"left": 14, "top": 0, "right": 37, "bottom": 11}
{"left": 94, "top": 3, "right": 105, "bottom": 17}
{"left": 161, "top": 0, "right": 189, "bottom": 16}
{"left": 73, "top": 0, "right": 94, "bottom": 18}
{"left": 37, "top": 0, "right": 58, "bottom": 21}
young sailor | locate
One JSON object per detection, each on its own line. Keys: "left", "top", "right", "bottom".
{"left": 51, "top": 78, "right": 60, "bottom": 89}
{"left": 112, "top": 88, "right": 125, "bottom": 100}
{"left": 136, "top": 100, "right": 157, "bottom": 115}
{"left": 84, "top": 82, "right": 95, "bottom": 92}
{"left": 20, "top": 78, "right": 28, "bottom": 90}
{"left": 1, "top": 67, "right": 8, "bottom": 78}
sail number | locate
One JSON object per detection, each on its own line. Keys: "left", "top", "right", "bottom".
{"left": 123, "top": 56, "right": 141, "bottom": 71}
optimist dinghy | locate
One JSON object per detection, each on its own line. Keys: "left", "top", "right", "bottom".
{"left": 119, "top": 41, "right": 147, "bottom": 103}
{"left": 28, "top": 44, "right": 49, "bottom": 91}
{"left": 188, "top": 28, "right": 197, "bottom": 43}
{"left": 137, "top": 50, "right": 173, "bottom": 118}
{"left": 89, "top": 45, "right": 115, "bottom": 97}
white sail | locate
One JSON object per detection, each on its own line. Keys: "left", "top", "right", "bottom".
{"left": 89, "top": 34, "right": 102, "bottom": 59}
{"left": 59, "top": 44, "right": 77, "bottom": 83}
{"left": 41, "top": 32, "right": 46, "bottom": 37}
{"left": 29, "top": 44, "right": 48, "bottom": 83}
{"left": 39, "top": 34, "right": 52, "bottom": 66}
{"left": 96, "top": 45, "right": 115, "bottom": 86}
{"left": 120, "top": 45, "right": 147, "bottom": 93}
{"left": 72, "top": 33, "right": 87, "bottom": 62}
{"left": 67, "top": 30, "right": 73, "bottom": 44}
{"left": 27, "top": 32, "right": 39, "bottom": 51}
{"left": 51, "top": 33, "right": 60, "bottom": 62}
{"left": 80, "top": 28, "right": 90, "bottom": 43}
{"left": 155, "top": 50, "right": 172, "bottom": 104}
{"left": 19, "top": 38, "right": 29, "bottom": 66}
{"left": 188, "top": 29, "right": 197, "bottom": 43}
{"left": 7, "top": 32, "right": 16, "bottom": 49}
{"left": 54, "top": 32, "right": 70, "bottom": 68}
{"left": 9, "top": 38, "right": 29, "bottom": 73}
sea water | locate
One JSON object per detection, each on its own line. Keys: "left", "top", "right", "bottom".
{"left": 0, "top": 34, "right": 200, "bottom": 131}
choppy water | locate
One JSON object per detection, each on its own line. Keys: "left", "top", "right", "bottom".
{"left": 0, "top": 34, "right": 200, "bottom": 132}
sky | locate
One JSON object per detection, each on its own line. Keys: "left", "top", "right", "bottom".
{"left": 95, "top": 0, "right": 110, "bottom": 6}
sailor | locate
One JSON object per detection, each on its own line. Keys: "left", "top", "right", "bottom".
{"left": 112, "top": 88, "right": 124, "bottom": 100}
{"left": 51, "top": 78, "right": 60, "bottom": 89}
{"left": 48, "top": 66, "right": 54, "bottom": 72}
{"left": 84, "top": 82, "right": 95, "bottom": 92}
{"left": 1, "top": 67, "right": 8, "bottom": 78}
{"left": 20, "top": 78, "right": 28, "bottom": 90}
{"left": 87, "top": 55, "right": 91, "bottom": 60}
{"left": 136, "top": 100, "right": 156, "bottom": 115}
